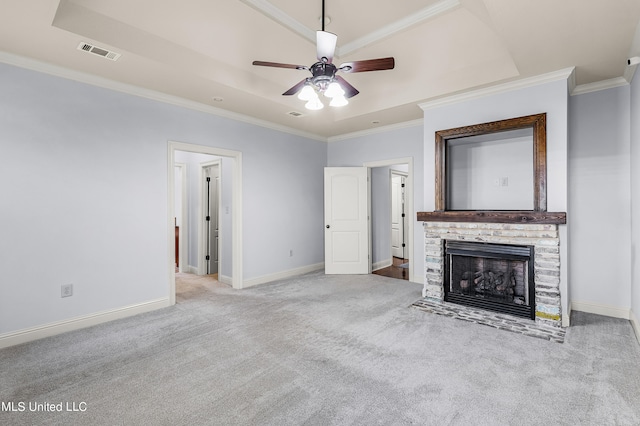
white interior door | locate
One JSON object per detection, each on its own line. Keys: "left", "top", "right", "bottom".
{"left": 324, "top": 167, "right": 370, "bottom": 274}
{"left": 391, "top": 173, "right": 406, "bottom": 259}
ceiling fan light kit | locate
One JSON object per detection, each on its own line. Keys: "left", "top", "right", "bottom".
{"left": 252, "top": 0, "right": 395, "bottom": 112}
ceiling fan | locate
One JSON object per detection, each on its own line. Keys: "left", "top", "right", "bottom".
{"left": 252, "top": 0, "right": 395, "bottom": 110}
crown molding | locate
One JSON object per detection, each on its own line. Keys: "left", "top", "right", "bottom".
{"left": 240, "top": 0, "right": 459, "bottom": 59}
{"left": 239, "top": 0, "right": 315, "bottom": 44}
{"left": 337, "top": 0, "right": 460, "bottom": 57}
{"left": 625, "top": 21, "right": 640, "bottom": 84}
{"left": 567, "top": 67, "right": 577, "bottom": 94}
{"left": 8, "top": 48, "right": 633, "bottom": 144}
{"left": 418, "top": 67, "right": 576, "bottom": 111}
{"left": 327, "top": 119, "right": 423, "bottom": 143}
{"left": 571, "top": 77, "right": 629, "bottom": 96}
{"left": 624, "top": 64, "right": 638, "bottom": 83}
{"left": 0, "top": 51, "right": 326, "bottom": 142}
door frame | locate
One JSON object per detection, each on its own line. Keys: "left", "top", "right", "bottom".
{"left": 198, "top": 159, "right": 221, "bottom": 276}
{"left": 168, "top": 141, "right": 243, "bottom": 305}
{"left": 364, "top": 157, "right": 414, "bottom": 283}
{"left": 174, "top": 162, "right": 188, "bottom": 273}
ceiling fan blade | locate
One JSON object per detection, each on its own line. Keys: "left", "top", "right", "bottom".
{"left": 252, "top": 61, "right": 307, "bottom": 70}
{"left": 282, "top": 79, "right": 308, "bottom": 96}
{"left": 338, "top": 57, "right": 395, "bottom": 73}
{"left": 316, "top": 31, "right": 337, "bottom": 63}
{"left": 335, "top": 76, "right": 359, "bottom": 98}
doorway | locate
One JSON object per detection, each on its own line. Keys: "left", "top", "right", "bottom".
{"left": 173, "top": 153, "right": 222, "bottom": 301}
{"left": 365, "top": 158, "right": 413, "bottom": 282}
{"left": 382, "top": 170, "right": 409, "bottom": 279}
{"left": 168, "top": 141, "right": 243, "bottom": 306}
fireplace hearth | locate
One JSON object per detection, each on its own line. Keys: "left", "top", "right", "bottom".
{"left": 445, "top": 241, "right": 535, "bottom": 320}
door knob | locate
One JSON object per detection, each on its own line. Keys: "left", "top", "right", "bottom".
{"left": 326, "top": 225, "right": 330, "bottom": 228}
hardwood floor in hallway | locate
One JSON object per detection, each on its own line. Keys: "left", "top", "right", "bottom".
{"left": 372, "top": 257, "right": 409, "bottom": 280}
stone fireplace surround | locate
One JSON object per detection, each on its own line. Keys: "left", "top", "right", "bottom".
{"left": 415, "top": 221, "right": 565, "bottom": 342}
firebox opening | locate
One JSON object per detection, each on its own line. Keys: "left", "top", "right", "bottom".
{"left": 444, "top": 241, "right": 535, "bottom": 320}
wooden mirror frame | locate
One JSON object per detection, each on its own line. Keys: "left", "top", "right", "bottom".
{"left": 435, "top": 113, "right": 547, "bottom": 212}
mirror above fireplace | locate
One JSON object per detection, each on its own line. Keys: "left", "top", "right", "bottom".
{"left": 436, "top": 113, "right": 547, "bottom": 212}
{"left": 418, "top": 112, "right": 566, "bottom": 224}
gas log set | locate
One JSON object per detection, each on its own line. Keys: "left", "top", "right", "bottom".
{"left": 458, "top": 269, "right": 526, "bottom": 305}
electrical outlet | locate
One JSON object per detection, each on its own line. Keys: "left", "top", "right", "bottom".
{"left": 61, "top": 284, "right": 73, "bottom": 298}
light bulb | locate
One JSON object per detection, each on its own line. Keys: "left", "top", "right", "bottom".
{"left": 305, "top": 97, "right": 324, "bottom": 110}
{"left": 324, "top": 81, "right": 345, "bottom": 98}
{"left": 329, "top": 95, "right": 348, "bottom": 107}
{"left": 298, "top": 85, "right": 316, "bottom": 101}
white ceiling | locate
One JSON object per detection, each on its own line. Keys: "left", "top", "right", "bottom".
{"left": 1, "top": 0, "right": 639, "bottom": 139}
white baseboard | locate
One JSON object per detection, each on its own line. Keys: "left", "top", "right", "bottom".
{"left": 242, "top": 262, "right": 324, "bottom": 288}
{"left": 562, "top": 303, "right": 572, "bottom": 327}
{"left": 0, "top": 298, "right": 170, "bottom": 349}
{"left": 571, "top": 301, "right": 631, "bottom": 320}
{"left": 184, "top": 265, "right": 198, "bottom": 274}
{"left": 373, "top": 259, "right": 392, "bottom": 271}
{"left": 219, "top": 274, "right": 232, "bottom": 286}
{"left": 631, "top": 310, "right": 640, "bottom": 344}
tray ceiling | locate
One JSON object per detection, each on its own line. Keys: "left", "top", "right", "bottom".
{"left": 0, "top": 0, "right": 639, "bottom": 138}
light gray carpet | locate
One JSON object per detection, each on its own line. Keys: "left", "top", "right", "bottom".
{"left": 1, "top": 271, "right": 639, "bottom": 425}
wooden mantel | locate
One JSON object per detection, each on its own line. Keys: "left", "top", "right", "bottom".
{"left": 417, "top": 211, "right": 567, "bottom": 224}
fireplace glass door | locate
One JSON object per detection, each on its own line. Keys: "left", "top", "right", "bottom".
{"left": 444, "top": 241, "right": 535, "bottom": 319}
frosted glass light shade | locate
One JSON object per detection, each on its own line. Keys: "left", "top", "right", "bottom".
{"left": 305, "top": 97, "right": 324, "bottom": 110}
{"left": 298, "top": 85, "right": 317, "bottom": 101}
{"left": 329, "top": 95, "right": 348, "bottom": 107}
{"left": 324, "top": 81, "right": 345, "bottom": 98}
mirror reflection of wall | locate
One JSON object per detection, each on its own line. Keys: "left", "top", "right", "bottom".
{"left": 446, "top": 128, "right": 534, "bottom": 210}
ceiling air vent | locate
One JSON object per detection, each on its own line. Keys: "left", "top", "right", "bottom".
{"left": 77, "top": 42, "right": 121, "bottom": 61}
{"left": 287, "top": 111, "right": 304, "bottom": 117}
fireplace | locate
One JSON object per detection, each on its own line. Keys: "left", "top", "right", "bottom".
{"left": 415, "top": 115, "right": 568, "bottom": 340}
{"left": 444, "top": 241, "right": 535, "bottom": 320}
{"left": 415, "top": 222, "right": 566, "bottom": 342}
{"left": 422, "top": 221, "right": 562, "bottom": 330}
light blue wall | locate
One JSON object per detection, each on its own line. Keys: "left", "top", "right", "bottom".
{"left": 327, "top": 125, "right": 425, "bottom": 283}
{"left": 631, "top": 69, "right": 640, "bottom": 323}
{"left": 568, "top": 86, "right": 631, "bottom": 309}
{"left": 0, "top": 62, "right": 326, "bottom": 334}
{"left": 447, "top": 135, "right": 534, "bottom": 210}
{"left": 2, "top": 56, "right": 638, "bottom": 340}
